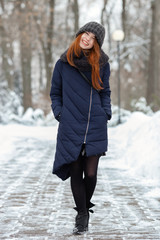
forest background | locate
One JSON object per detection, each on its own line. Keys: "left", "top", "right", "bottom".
{"left": 0, "top": 0, "right": 160, "bottom": 120}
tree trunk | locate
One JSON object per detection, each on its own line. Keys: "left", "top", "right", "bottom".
{"left": 45, "top": 0, "right": 55, "bottom": 97}
{"left": 100, "top": 0, "right": 111, "bottom": 52}
{"left": 147, "top": 0, "right": 160, "bottom": 110}
{"left": 0, "top": 0, "right": 4, "bottom": 10}
{"left": 17, "top": 1, "right": 32, "bottom": 110}
{"left": 0, "top": 13, "right": 14, "bottom": 89}
{"left": 122, "top": 0, "right": 126, "bottom": 39}
{"left": 72, "top": 0, "right": 79, "bottom": 33}
{"left": 20, "top": 40, "right": 32, "bottom": 111}
{"left": 101, "top": 0, "right": 108, "bottom": 25}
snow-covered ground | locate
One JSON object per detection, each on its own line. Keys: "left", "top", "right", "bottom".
{"left": 0, "top": 108, "right": 160, "bottom": 191}
{"left": 0, "top": 107, "right": 160, "bottom": 239}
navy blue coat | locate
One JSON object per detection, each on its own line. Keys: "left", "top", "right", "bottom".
{"left": 50, "top": 59, "right": 111, "bottom": 180}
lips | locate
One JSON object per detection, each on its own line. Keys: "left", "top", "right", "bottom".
{"left": 82, "top": 39, "right": 89, "bottom": 46}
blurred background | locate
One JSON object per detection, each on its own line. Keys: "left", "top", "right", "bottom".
{"left": 0, "top": 0, "right": 159, "bottom": 124}
{"left": 0, "top": 2, "right": 160, "bottom": 237}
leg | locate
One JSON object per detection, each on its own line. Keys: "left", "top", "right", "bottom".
{"left": 70, "top": 154, "right": 89, "bottom": 234}
{"left": 70, "top": 154, "right": 87, "bottom": 214}
{"left": 83, "top": 155, "right": 100, "bottom": 208}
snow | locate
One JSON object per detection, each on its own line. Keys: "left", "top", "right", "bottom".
{"left": 110, "top": 60, "right": 119, "bottom": 71}
{"left": 131, "top": 97, "right": 153, "bottom": 115}
{"left": 0, "top": 124, "right": 57, "bottom": 142}
{"left": 20, "top": 3, "right": 25, "bottom": 9}
{"left": 124, "top": 63, "right": 132, "bottom": 72}
{"left": 0, "top": 124, "right": 58, "bottom": 163}
{"left": 109, "top": 111, "right": 160, "bottom": 185}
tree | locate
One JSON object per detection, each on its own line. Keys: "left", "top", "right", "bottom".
{"left": 72, "top": 0, "right": 79, "bottom": 33}
{"left": 16, "top": 1, "right": 32, "bottom": 110}
{"left": 33, "top": 0, "right": 55, "bottom": 97}
{"left": 0, "top": 2, "right": 14, "bottom": 90}
{"left": 100, "top": 0, "right": 112, "bottom": 52}
{"left": 147, "top": 0, "right": 160, "bottom": 110}
{"left": 122, "top": 0, "right": 126, "bottom": 39}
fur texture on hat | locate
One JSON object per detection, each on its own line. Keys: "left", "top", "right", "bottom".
{"left": 76, "top": 21, "right": 105, "bottom": 47}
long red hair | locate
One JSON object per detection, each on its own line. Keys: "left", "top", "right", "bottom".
{"left": 67, "top": 34, "right": 103, "bottom": 90}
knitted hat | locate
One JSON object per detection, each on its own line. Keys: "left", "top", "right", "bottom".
{"left": 76, "top": 21, "right": 105, "bottom": 47}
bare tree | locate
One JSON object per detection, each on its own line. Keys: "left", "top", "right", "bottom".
{"left": 101, "top": 0, "right": 108, "bottom": 25}
{"left": 33, "top": 0, "right": 55, "bottom": 97}
{"left": 16, "top": 1, "right": 32, "bottom": 110}
{"left": 0, "top": 3, "right": 14, "bottom": 89}
{"left": 72, "top": 0, "right": 79, "bottom": 33}
{"left": 45, "top": 0, "right": 55, "bottom": 96}
{"left": 147, "top": 0, "right": 160, "bottom": 110}
{"left": 0, "top": 0, "right": 4, "bottom": 10}
{"left": 65, "top": 0, "right": 79, "bottom": 39}
{"left": 122, "top": 0, "right": 126, "bottom": 39}
{"left": 0, "top": 0, "right": 157, "bottom": 113}
{"left": 100, "top": 0, "right": 113, "bottom": 52}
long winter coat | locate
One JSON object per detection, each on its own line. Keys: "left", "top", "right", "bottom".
{"left": 50, "top": 59, "right": 111, "bottom": 180}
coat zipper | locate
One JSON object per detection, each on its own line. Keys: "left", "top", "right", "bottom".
{"left": 84, "top": 87, "right": 93, "bottom": 144}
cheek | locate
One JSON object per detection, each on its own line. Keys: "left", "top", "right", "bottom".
{"left": 90, "top": 39, "right": 94, "bottom": 47}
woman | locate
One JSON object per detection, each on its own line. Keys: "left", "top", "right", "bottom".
{"left": 50, "top": 21, "right": 112, "bottom": 235}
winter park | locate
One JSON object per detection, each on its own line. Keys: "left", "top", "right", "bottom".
{"left": 0, "top": 0, "right": 160, "bottom": 240}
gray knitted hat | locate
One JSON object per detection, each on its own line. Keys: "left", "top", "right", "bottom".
{"left": 76, "top": 21, "right": 105, "bottom": 47}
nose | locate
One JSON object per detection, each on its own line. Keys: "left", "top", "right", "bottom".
{"left": 85, "top": 35, "right": 90, "bottom": 41}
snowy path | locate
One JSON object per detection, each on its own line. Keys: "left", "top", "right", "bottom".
{"left": 0, "top": 125, "right": 160, "bottom": 240}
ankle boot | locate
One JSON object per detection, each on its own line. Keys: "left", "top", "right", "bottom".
{"left": 73, "top": 211, "right": 89, "bottom": 235}
{"left": 73, "top": 202, "right": 95, "bottom": 234}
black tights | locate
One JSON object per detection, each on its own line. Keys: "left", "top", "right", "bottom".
{"left": 70, "top": 151, "right": 100, "bottom": 214}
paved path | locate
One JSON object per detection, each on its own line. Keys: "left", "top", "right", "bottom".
{"left": 0, "top": 133, "right": 160, "bottom": 240}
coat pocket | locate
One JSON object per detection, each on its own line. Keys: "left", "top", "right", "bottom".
{"left": 100, "top": 107, "right": 108, "bottom": 122}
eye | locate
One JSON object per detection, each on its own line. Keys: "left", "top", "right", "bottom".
{"left": 86, "top": 32, "right": 95, "bottom": 39}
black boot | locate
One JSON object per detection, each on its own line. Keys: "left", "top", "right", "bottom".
{"left": 87, "top": 201, "right": 95, "bottom": 213}
{"left": 86, "top": 201, "right": 94, "bottom": 226}
{"left": 73, "top": 210, "right": 89, "bottom": 235}
{"left": 73, "top": 203, "right": 94, "bottom": 235}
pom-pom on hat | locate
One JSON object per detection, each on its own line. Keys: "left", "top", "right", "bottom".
{"left": 76, "top": 21, "right": 105, "bottom": 48}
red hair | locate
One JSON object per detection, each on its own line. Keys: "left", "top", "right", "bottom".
{"left": 67, "top": 34, "right": 103, "bottom": 90}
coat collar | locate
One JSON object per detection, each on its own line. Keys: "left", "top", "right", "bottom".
{"left": 60, "top": 49, "right": 109, "bottom": 72}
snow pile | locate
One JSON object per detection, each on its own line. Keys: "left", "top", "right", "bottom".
{"left": 131, "top": 97, "right": 153, "bottom": 115}
{"left": 0, "top": 82, "right": 22, "bottom": 124}
{"left": 109, "top": 105, "right": 131, "bottom": 126}
{"left": 11, "top": 107, "right": 55, "bottom": 126}
{"left": 0, "top": 83, "right": 55, "bottom": 126}
{"left": 9, "top": 108, "right": 56, "bottom": 126}
{"left": 111, "top": 111, "right": 160, "bottom": 182}
{"left": 109, "top": 98, "right": 153, "bottom": 127}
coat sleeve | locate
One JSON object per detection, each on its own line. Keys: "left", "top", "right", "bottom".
{"left": 50, "top": 59, "right": 63, "bottom": 121}
{"left": 99, "top": 62, "right": 112, "bottom": 120}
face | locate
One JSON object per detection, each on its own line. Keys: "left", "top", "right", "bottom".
{"left": 79, "top": 32, "right": 95, "bottom": 50}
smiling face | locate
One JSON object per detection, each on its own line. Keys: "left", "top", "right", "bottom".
{"left": 79, "top": 32, "right": 95, "bottom": 50}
